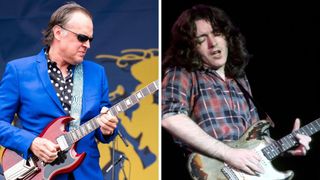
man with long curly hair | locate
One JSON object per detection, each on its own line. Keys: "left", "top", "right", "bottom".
{"left": 162, "top": 4, "right": 311, "bottom": 179}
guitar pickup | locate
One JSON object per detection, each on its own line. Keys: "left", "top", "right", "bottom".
{"left": 56, "top": 135, "right": 69, "bottom": 151}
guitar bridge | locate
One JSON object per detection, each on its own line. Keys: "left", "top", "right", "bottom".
{"left": 4, "top": 157, "right": 39, "bottom": 180}
{"left": 221, "top": 166, "right": 239, "bottom": 180}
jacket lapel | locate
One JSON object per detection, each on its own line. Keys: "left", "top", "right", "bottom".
{"left": 36, "top": 49, "right": 65, "bottom": 114}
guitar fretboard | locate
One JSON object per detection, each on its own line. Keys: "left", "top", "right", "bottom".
{"left": 65, "top": 80, "right": 159, "bottom": 144}
{"left": 262, "top": 117, "right": 320, "bottom": 160}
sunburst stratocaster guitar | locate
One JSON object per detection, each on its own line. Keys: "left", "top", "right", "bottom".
{"left": 188, "top": 118, "right": 320, "bottom": 180}
{"left": 1, "top": 80, "right": 159, "bottom": 180}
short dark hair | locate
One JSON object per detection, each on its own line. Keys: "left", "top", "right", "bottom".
{"left": 163, "top": 4, "right": 250, "bottom": 78}
{"left": 42, "top": 1, "right": 92, "bottom": 46}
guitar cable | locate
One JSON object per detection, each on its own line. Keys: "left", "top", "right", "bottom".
{"left": 118, "top": 129, "right": 129, "bottom": 147}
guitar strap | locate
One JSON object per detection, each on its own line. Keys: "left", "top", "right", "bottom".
{"left": 69, "top": 63, "right": 83, "bottom": 131}
{"left": 235, "top": 78, "right": 275, "bottom": 127}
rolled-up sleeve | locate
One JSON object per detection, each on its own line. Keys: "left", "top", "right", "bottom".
{"left": 162, "top": 67, "right": 194, "bottom": 119}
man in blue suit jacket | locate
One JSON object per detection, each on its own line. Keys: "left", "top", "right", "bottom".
{"left": 0, "top": 2, "right": 118, "bottom": 179}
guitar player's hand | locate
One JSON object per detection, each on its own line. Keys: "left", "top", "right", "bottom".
{"left": 97, "top": 107, "right": 118, "bottom": 135}
{"left": 288, "top": 118, "right": 311, "bottom": 156}
{"left": 30, "top": 137, "right": 60, "bottom": 163}
{"left": 224, "top": 148, "right": 264, "bottom": 176}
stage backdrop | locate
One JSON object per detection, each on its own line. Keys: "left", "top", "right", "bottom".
{"left": 0, "top": 0, "right": 158, "bottom": 179}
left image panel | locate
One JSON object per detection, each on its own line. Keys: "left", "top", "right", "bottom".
{"left": 0, "top": 0, "right": 158, "bottom": 179}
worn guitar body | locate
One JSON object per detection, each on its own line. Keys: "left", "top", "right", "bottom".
{"left": 188, "top": 120, "right": 296, "bottom": 180}
{"left": 2, "top": 116, "right": 85, "bottom": 180}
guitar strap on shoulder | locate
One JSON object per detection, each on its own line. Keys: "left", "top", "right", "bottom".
{"left": 69, "top": 63, "right": 84, "bottom": 131}
{"left": 235, "top": 78, "right": 275, "bottom": 127}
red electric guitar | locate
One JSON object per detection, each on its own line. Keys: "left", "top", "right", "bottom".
{"left": 1, "top": 80, "right": 158, "bottom": 180}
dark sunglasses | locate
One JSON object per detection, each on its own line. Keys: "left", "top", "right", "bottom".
{"left": 60, "top": 26, "right": 93, "bottom": 43}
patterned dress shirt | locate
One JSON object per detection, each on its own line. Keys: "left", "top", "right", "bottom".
{"left": 47, "top": 59, "right": 74, "bottom": 115}
{"left": 162, "top": 66, "right": 259, "bottom": 141}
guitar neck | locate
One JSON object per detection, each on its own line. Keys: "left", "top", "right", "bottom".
{"left": 262, "top": 117, "right": 320, "bottom": 160}
{"left": 65, "top": 80, "right": 159, "bottom": 144}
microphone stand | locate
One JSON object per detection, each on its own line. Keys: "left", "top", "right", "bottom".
{"left": 106, "top": 154, "right": 127, "bottom": 174}
{"left": 111, "top": 139, "right": 115, "bottom": 180}
{"left": 109, "top": 129, "right": 129, "bottom": 180}
{"left": 120, "top": 157, "right": 128, "bottom": 180}
{"left": 118, "top": 129, "right": 129, "bottom": 180}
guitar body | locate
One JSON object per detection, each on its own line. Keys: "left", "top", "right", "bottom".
{"left": 1, "top": 116, "right": 86, "bottom": 180}
{"left": 188, "top": 120, "right": 294, "bottom": 180}
{"left": 1, "top": 80, "right": 159, "bottom": 180}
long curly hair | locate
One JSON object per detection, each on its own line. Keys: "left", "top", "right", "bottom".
{"left": 162, "top": 4, "right": 250, "bottom": 78}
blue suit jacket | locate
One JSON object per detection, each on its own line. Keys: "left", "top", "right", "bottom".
{"left": 0, "top": 49, "right": 117, "bottom": 179}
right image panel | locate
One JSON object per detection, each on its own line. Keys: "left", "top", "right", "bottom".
{"left": 161, "top": 1, "right": 320, "bottom": 180}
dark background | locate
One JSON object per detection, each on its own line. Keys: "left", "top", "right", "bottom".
{"left": 162, "top": 1, "right": 320, "bottom": 179}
